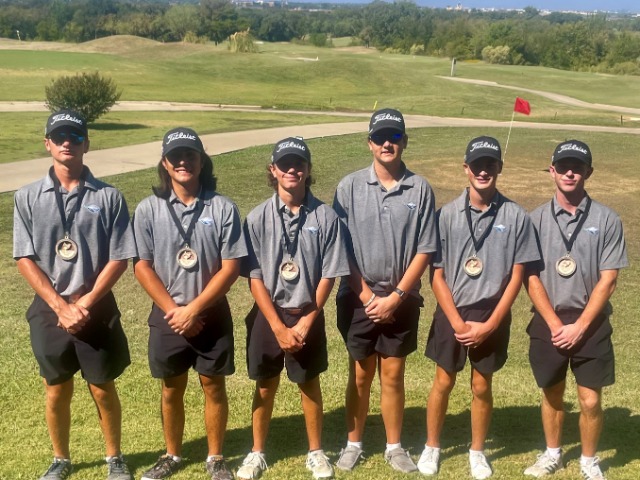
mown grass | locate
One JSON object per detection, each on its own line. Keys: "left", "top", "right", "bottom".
{"left": 1, "top": 127, "right": 639, "bottom": 479}
{"left": 1, "top": 37, "right": 639, "bottom": 128}
{"left": 0, "top": 110, "right": 360, "bottom": 164}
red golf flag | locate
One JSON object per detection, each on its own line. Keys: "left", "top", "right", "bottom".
{"left": 514, "top": 97, "right": 531, "bottom": 115}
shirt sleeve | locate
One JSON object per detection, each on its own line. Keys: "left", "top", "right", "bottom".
{"left": 109, "top": 192, "right": 137, "bottom": 261}
{"left": 321, "top": 215, "right": 351, "bottom": 279}
{"left": 13, "top": 189, "right": 36, "bottom": 259}
{"left": 220, "top": 202, "right": 248, "bottom": 260}
{"left": 416, "top": 183, "right": 438, "bottom": 255}
{"left": 241, "top": 217, "right": 263, "bottom": 280}
{"left": 600, "top": 212, "right": 628, "bottom": 271}
{"left": 132, "top": 200, "right": 154, "bottom": 262}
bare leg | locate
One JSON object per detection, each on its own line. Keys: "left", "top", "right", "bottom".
{"left": 469, "top": 368, "right": 493, "bottom": 452}
{"left": 379, "top": 355, "right": 406, "bottom": 445}
{"left": 426, "top": 366, "right": 456, "bottom": 448}
{"left": 541, "top": 380, "right": 566, "bottom": 449}
{"left": 577, "top": 385, "right": 603, "bottom": 457}
{"left": 200, "top": 374, "right": 228, "bottom": 456}
{"left": 299, "top": 376, "right": 323, "bottom": 451}
{"left": 157, "top": 373, "right": 189, "bottom": 456}
{"left": 45, "top": 378, "right": 74, "bottom": 459}
{"left": 87, "top": 380, "right": 123, "bottom": 457}
{"left": 344, "top": 354, "right": 376, "bottom": 443}
{"left": 250, "top": 376, "right": 280, "bottom": 452}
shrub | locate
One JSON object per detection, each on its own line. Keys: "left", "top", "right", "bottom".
{"left": 482, "top": 45, "right": 511, "bottom": 65}
{"left": 45, "top": 72, "right": 121, "bottom": 124}
{"left": 229, "top": 29, "right": 258, "bottom": 53}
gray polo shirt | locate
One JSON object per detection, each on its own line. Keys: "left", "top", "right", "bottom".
{"left": 243, "top": 191, "right": 350, "bottom": 309}
{"left": 133, "top": 189, "right": 247, "bottom": 306}
{"left": 333, "top": 163, "right": 437, "bottom": 299}
{"left": 432, "top": 189, "right": 540, "bottom": 308}
{"left": 13, "top": 168, "right": 136, "bottom": 296}
{"left": 530, "top": 195, "right": 628, "bottom": 313}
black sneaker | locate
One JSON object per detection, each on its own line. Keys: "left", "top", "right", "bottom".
{"left": 141, "top": 455, "right": 181, "bottom": 480}
{"left": 206, "top": 457, "right": 233, "bottom": 480}
{"left": 106, "top": 455, "right": 132, "bottom": 480}
{"left": 39, "top": 459, "right": 72, "bottom": 480}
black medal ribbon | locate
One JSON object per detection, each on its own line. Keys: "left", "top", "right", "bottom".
{"left": 464, "top": 189, "right": 503, "bottom": 255}
{"left": 277, "top": 195, "right": 307, "bottom": 261}
{"left": 550, "top": 195, "right": 592, "bottom": 255}
{"left": 165, "top": 194, "right": 205, "bottom": 250}
{"left": 49, "top": 166, "right": 87, "bottom": 238}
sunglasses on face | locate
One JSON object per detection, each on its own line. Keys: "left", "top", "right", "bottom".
{"left": 275, "top": 157, "right": 307, "bottom": 172}
{"left": 553, "top": 163, "right": 588, "bottom": 175}
{"left": 165, "top": 149, "right": 200, "bottom": 164}
{"left": 48, "top": 131, "right": 85, "bottom": 146}
{"left": 369, "top": 132, "right": 404, "bottom": 146}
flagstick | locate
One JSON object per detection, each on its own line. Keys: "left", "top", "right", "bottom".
{"left": 503, "top": 111, "right": 515, "bottom": 164}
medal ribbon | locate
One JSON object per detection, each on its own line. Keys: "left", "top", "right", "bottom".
{"left": 49, "top": 167, "right": 87, "bottom": 238}
{"left": 277, "top": 195, "right": 307, "bottom": 261}
{"left": 165, "top": 194, "right": 205, "bottom": 249}
{"left": 464, "top": 189, "right": 503, "bottom": 255}
{"left": 550, "top": 195, "right": 592, "bottom": 255}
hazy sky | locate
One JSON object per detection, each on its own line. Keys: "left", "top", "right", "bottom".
{"left": 316, "top": 0, "right": 639, "bottom": 13}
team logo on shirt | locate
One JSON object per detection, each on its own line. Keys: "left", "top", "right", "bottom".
{"left": 199, "top": 217, "right": 213, "bottom": 226}
{"left": 493, "top": 224, "right": 507, "bottom": 233}
{"left": 305, "top": 226, "right": 319, "bottom": 235}
{"left": 405, "top": 202, "right": 417, "bottom": 210}
{"left": 585, "top": 227, "right": 599, "bottom": 236}
{"left": 84, "top": 204, "right": 101, "bottom": 214}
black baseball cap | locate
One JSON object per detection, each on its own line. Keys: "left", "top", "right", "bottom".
{"left": 464, "top": 136, "right": 502, "bottom": 164}
{"left": 552, "top": 140, "right": 592, "bottom": 167}
{"left": 162, "top": 127, "right": 204, "bottom": 157}
{"left": 271, "top": 137, "right": 311, "bottom": 164}
{"left": 368, "top": 108, "right": 405, "bottom": 135}
{"left": 45, "top": 109, "right": 88, "bottom": 136}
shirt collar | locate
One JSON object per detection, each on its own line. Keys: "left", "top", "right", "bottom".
{"left": 169, "top": 187, "right": 209, "bottom": 207}
{"left": 553, "top": 193, "right": 589, "bottom": 216}
{"left": 456, "top": 188, "right": 501, "bottom": 213}
{"left": 366, "top": 162, "right": 415, "bottom": 188}
{"left": 42, "top": 166, "right": 98, "bottom": 193}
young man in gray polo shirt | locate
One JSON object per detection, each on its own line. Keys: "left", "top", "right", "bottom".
{"left": 13, "top": 110, "right": 135, "bottom": 480}
{"left": 419, "top": 136, "right": 539, "bottom": 479}
{"left": 133, "top": 128, "right": 247, "bottom": 480}
{"left": 523, "top": 140, "right": 628, "bottom": 480}
{"left": 239, "top": 137, "right": 349, "bottom": 480}
{"left": 333, "top": 109, "right": 437, "bottom": 473}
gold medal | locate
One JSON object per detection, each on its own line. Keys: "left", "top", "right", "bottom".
{"left": 55, "top": 237, "right": 78, "bottom": 261}
{"left": 463, "top": 255, "right": 483, "bottom": 277}
{"left": 176, "top": 246, "right": 198, "bottom": 270}
{"left": 556, "top": 255, "right": 576, "bottom": 277}
{"left": 280, "top": 260, "right": 300, "bottom": 281}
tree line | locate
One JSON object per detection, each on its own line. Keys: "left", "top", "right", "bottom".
{"left": 2, "top": 0, "right": 640, "bottom": 75}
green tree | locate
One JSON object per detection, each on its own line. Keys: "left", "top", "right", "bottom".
{"left": 45, "top": 72, "right": 122, "bottom": 124}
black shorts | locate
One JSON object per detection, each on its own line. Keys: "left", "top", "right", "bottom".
{"left": 147, "top": 298, "right": 235, "bottom": 379}
{"left": 527, "top": 310, "right": 614, "bottom": 389}
{"left": 245, "top": 304, "right": 328, "bottom": 384}
{"left": 425, "top": 301, "right": 511, "bottom": 374}
{"left": 27, "top": 292, "right": 130, "bottom": 386}
{"left": 336, "top": 291, "right": 422, "bottom": 361}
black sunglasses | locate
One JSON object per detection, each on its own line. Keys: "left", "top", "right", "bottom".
{"left": 369, "top": 132, "right": 404, "bottom": 146}
{"left": 48, "top": 131, "right": 85, "bottom": 146}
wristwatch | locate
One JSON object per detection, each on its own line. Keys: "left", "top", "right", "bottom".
{"left": 393, "top": 287, "right": 406, "bottom": 300}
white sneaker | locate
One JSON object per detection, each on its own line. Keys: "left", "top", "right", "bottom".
{"left": 469, "top": 451, "right": 492, "bottom": 480}
{"left": 580, "top": 457, "right": 605, "bottom": 480}
{"left": 306, "top": 450, "right": 334, "bottom": 479}
{"left": 236, "top": 452, "right": 267, "bottom": 480}
{"left": 417, "top": 446, "right": 440, "bottom": 475}
{"left": 524, "top": 451, "right": 564, "bottom": 477}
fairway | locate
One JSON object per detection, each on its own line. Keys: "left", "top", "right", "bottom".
{"left": 1, "top": 37, "right": 639, "bottom": 480}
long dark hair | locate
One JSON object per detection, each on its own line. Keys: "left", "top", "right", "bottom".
{"left": 152, "top": 151, "right": 217, "bottom": 198}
